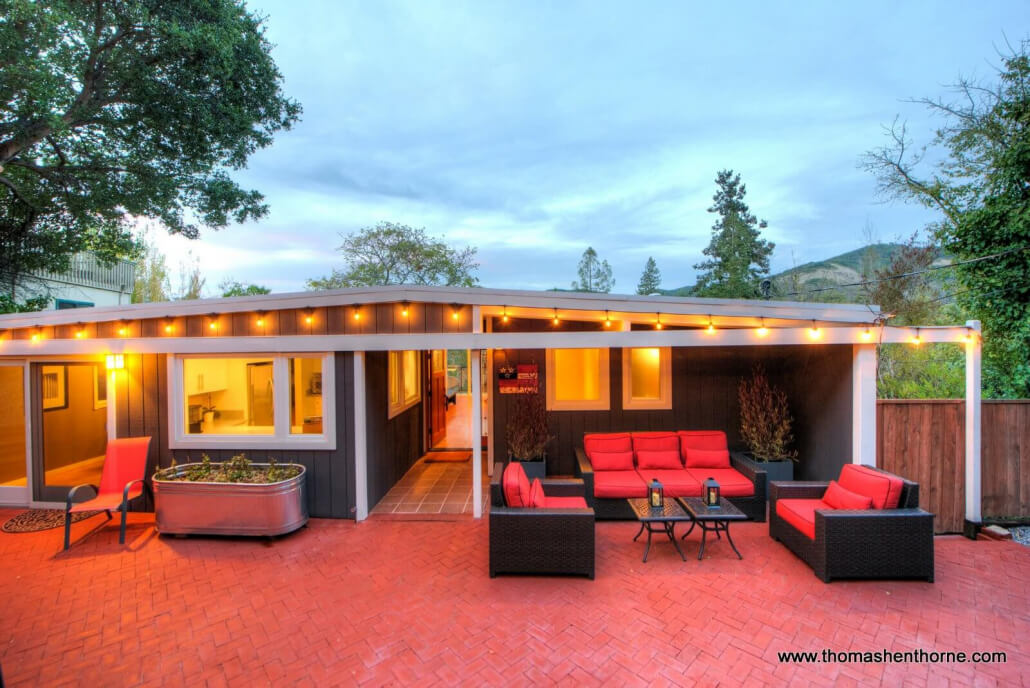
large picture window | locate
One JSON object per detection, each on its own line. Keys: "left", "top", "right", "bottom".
{"left": 170, "top": 354, "right": 334, "bottom": 450}
{"left": 388, "top": 350, "right": 421, "bottom": 418}
{"left": 546, "top": 348, "right": 610, "bottom": 411}
{"left": 622, "top": 347, "right": 672, "bottom": 410}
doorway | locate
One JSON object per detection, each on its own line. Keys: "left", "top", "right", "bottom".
{"left": 32, "top": 362, "right": 109, "bottom": 503}
{"left": 426, "top": 350, "right": 471, "bottom": 451}
{"left": 0, "top": 362, "right": 30, "bottom": 505}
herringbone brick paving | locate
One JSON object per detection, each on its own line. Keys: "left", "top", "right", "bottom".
{"left": 0, "top": 508, "right": 1026, "bottom": 686}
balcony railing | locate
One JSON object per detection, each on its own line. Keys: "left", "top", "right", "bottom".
{"left": 31, "top": 252, "right": 136, "bottom": 293}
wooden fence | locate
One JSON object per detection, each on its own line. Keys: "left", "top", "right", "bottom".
{"left": 877, "top": 400, "right": 1030, "bottom": 533}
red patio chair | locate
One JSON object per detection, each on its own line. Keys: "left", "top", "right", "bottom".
{"left": 64, "top": 436, "right": 152, "bottom": 550}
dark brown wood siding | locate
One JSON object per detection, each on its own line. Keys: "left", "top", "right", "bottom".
{"left": 491, "top": 345, "right": 854, "bottom": 479}
{"left": 364, "top": 351, "right": 423, "bottom": 509}
{"left": 115, "top": 352, "right": 356, "bottom": 519}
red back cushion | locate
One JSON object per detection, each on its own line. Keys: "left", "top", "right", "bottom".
{"left": 838, "top": 464, "right": 904, "bottom": 509}
{"left": 636, "top": 450, "right": 682, "bottom": 470}
{"left": 684, "top": 448, "right": 731, "bottom": 469}
{"left": 529, "top": 479, "right": 546, "bottom": 508}
{"left": 502, "top": 461, "right": 531, "bottom": 507}
{"left": 678, "top": 431, "right": 728, "bottom": 456}
{"left": 589, "top": 451, "right": 635, "bottom": 471}
{"left": 99, "top": 436, "right": 151, "bottom": 496}
{"left": 584, "top": 433, "right": 632, "bottom": 455}
{"left": 822, "top": 480, "right": 874, "bottom": 510}
{"left": 631, "top": 432, "right": 680, "bottom": 453}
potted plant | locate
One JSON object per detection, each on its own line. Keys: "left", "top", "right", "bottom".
{"left": 153, "top": 453, "right": 307, "bottom": 536}
{"left": 505, "top": 393, "right": 552, "bottom": 480}
{"left": 737, "top": 365, "right": 798, "bottom": 490}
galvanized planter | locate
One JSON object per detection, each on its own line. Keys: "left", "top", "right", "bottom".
{"left": 153, "top": 464, "right": 308, "bottom": 537}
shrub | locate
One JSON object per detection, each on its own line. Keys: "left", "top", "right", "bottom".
{"left": 157, "top": 454, "right": 301, "bottom": 483}
{"left": 505, "top": 393, "right": 553, "bottom": 460}
{"left": 738, "top": 366, "right": 798, "bottom": 462}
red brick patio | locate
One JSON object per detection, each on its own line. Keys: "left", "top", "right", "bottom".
{"left": 0, "top": 507, "right": 1027, "bottom": 687}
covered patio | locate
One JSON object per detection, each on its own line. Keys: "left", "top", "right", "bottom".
{"left": 0, "top": 508, "right": 1025, "bottom": 686}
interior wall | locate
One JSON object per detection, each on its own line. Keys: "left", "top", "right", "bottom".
{"left": 364, "top": 351, "right": 423, "bottom": 509}
{"left": 0, "top": 366, "right": 26, "bottom": 484}
{"left": 42, "top": 364, "right": 107, "bottom": 469}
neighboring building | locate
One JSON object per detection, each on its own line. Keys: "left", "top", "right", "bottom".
{"left": 20, "top": 252, "right": 135, "bottom": 309}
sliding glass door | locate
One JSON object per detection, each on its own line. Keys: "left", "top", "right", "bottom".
{"left": 0, "top": 363, "right": 29, "bottom": 505}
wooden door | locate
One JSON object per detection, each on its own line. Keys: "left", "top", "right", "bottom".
{"left": 429, "top": 350, "right": 447, "bottom": 446}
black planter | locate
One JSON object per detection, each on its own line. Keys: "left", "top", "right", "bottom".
{"left": 734, "top": 452, "right": 795, "bottom": 493}
{"left": 511, "top": 457, "right": 546, "bottom": 480}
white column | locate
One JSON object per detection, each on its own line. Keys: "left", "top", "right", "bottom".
{"left": 965, "top": 320, "right": 982, "bottom": 525}
{"left": 353, "top": 351, "right": 368, "bottom": 522}
{"left": 485, "top": 316, "right": 494, "bottom": 478}
{"left": 471, "top": 349, "right": 483, "bottom": 518}
{"left": 852, "top": 344, "right": 877, "bottom": 466}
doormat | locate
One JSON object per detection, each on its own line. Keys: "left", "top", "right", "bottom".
{"left": 423, "top": 451, "right": 471, "bottom": 463}
{"left": 2, "top": 509, "right": 102, "bottom": 533}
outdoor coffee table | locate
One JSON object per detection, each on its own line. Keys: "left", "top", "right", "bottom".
{"left": 627, "top": 498, "right": 693, "bottom": 562}
{"left": 678, "top": 497, "right": 747, "bottom": 560}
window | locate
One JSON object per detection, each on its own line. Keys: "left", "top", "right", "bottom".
{"left": 55, "top": 299, "right": 95, "bottom": 309}
{"left": 170, "top": 354, "right": 334, "bottom": 450}
{"left": 389, "top": 350, "right": 421, "bottom": 418}
{"left": 545, "top": 348, "right": 610, "bottom": 411}
{"left": 622, "top": 347, "right": 671, "bottom": 410}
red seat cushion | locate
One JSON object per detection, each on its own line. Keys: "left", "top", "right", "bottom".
{"left": 684, "top": 468, "right": 755, "bottom": 497}
{"left": 838, "top": 464, "right": 904, "bottom": 509}
{"left": 529, "top": 479, "right": 545, "bottom": 508}
{"left": 684, "top": 448, "right": 731, "bottom": 469}
{"left": 631, "top": 432, "right": 680, "bottom": 454}
{"left": 69, "top": 488, "right": 144, "bottom": 513}
{"left": 823, "top": 479, "right": 874, "bottom": 510}
{"left": 636, "top": 469, "right": 702, "bottom": 498}
{"left": 593, "top": 470, "right": 648, "bottom": 498}
{"left": 635, "top": 450, "right": 682, "bottom": 470}
{"left": 589, "top": 450, "right": 635, "bottom": 471}
{"left": 776, "top": 498, "right": 831, "bottom": 540}
{"left": 584, "top": 432, "right": 632, "bottom": 455}
{"left": 678, "top": 430, "right": 728, "bottom": 452}
{"left": 542, "top": 495, "right": 589, "bottom": 509}
{"left": 502, "top": 462, "right": 531, "bottom": 507}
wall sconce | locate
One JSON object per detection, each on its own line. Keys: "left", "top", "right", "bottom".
{"left": 105, "top": 354, "right": 125, "bottom": 370}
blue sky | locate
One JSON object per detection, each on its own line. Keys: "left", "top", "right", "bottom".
{"left": 151, "top": 1, "right": 1029, "bottom": 295}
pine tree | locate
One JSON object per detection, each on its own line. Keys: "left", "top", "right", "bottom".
{"left": 692, "top": 170, "right": 774, "bottom": 298}
{"left": 571, "top": 247, "right": 614, "bottom": 293}
{"left": 636, "top": 257, "right": 662, "bottom": 295}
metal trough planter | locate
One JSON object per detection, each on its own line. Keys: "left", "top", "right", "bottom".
{"left": 153, "top": 464, "right": 308, "bottom": 537}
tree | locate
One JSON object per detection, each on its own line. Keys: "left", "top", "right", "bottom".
{"left": 861, "top": 233, "right": 943, "bottom": 325}
{"left": 692, "top": 170, "right": 774, "bottom": 298}
{"left": 636, "top": 257, "right": 662, "bottom": 295}
{"left": 131, "top": 238, "right": 171, "bottom": 304}
{"left": 571, "top": 247, "right": 614, "bottom": 293}
{"left": 220, "top": 279, "right": 271, "bottom": 297}
{"left": 307, "top": 222, "right": 479, "bottom": 289}
{"left": 0, "top": 1, "right": 300, "bottom": 299}
{"left": 862, "top": 40, "right": 1030, "bottom": 397}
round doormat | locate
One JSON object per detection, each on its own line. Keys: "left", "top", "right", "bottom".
{"left": 2, "top": 509, "right": 102, "bottom": 533}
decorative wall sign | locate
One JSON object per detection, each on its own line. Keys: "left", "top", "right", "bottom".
{"left": 498, "top": 363, "right": 539, "bottom": 394}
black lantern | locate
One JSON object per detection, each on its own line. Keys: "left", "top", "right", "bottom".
{"left": 703, "top": 477, "right": 721, "bottom": 507}
{"left": 649, "top": 478, "right": 664, "bottom": 509}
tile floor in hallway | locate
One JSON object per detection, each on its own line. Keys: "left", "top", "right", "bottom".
{"left": 370, "top": 453, "right": 490, "bottom": 516}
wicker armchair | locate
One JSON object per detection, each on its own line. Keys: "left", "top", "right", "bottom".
{"left": 489, "top": 462, "right": 595, "bottom": 579}
{"left": 769, "top": 468, "right": 934, "bottom": 583}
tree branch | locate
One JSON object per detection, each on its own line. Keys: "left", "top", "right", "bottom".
{"left": 0, "top": 175, "right": 38, "bottom": 210}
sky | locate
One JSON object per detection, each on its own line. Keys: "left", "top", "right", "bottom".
{"left": 148, "top": 1, "right": 1030, "bottom": 295}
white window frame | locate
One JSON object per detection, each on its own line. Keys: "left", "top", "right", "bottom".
{"left": 388, "top": 350, "right": 421, "bottom": 419}
{"left": 545, "top": 348, "right": 610, "bottom": 411}
{"left": 169, "top": 353, "right": 336, "bottom": 450}
{"left": 621, "top": 346, "right": 672, "bottom": 410}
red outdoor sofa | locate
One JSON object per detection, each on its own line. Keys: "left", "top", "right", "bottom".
{"left": 574, "top": 431, "right": 766, "bottom": 521}
{"left": 769, "top": 464, "right": 935, "bottom": 582}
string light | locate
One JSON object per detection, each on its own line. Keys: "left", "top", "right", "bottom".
{"left": 911, "top": 328, "right": 922, "bottom": 346}
{"left": 501, "top": 306, "right": 509, "bottom": 324}
{"left": 117, "top": 321, "right": 128, "bottom": 337}
{"left": 964, "top": 328, "right": 975, "bottom": 344}
{"left": 861, "top": 327, "right": 873, "bottom": 341}
{"left": 552, "top": 308, "right": 560, "bottom": 326}
{"left": 452, "top": 304, "right": 460, "bottom": 321}
{"left": 256, "top": 311, "right": 265, "bottom": 328}
{"left": 604, "top": 310, "right": 611, "bottom": 327}
{"left": 353, "top": 306, "right": 362, "bottom": 321}
{"left": 655, "top": 312, "right": 663, "bottom": 330}
{"left": 208, "top": 314, "right": 218, "bottom": 331}
{"left": 75, "top": 323, "right": 87, "bottom": 339}
{"left": 164, "top": 321, "right": 174, "bottom": 334}
{"left": 706, "top": 316, "right": 716, "bottom": 334}
{"left": 401, "top": 302, "right": 410, "bottom": 318}
{"left": 808, "top": 320, "right": 821, "bottom": 340}
{"left": 756, "top": 318, "right": 768, "bottom": 337}
{"left": 31, "top": 329, "right": 41, "bottom": 342}
{"left": 304, "top": 309, "right": 314, "bottom": 325}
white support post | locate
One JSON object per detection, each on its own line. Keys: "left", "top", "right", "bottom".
{"left": 353, "top": 351, "right": 368, "bottom": 522}
{"left": 965, "top": 320, "right": 982, "bottom": 527}
{"left": 852, "top": 344, "right": 877, "bottom": 466}
{"left": 471, "top": 349, "right": 483, "bottom": 518}
{"left": 484, "top": 315, "right": 494, "bottom": 478}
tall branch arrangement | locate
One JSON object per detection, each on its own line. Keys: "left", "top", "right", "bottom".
{"left": 505, "top": 393, "right": 552, "bottom": 461}
{"left": 738, "top": 366, "right": 798, "bottom": 462}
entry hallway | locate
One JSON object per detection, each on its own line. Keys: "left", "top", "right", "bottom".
{"left": 0, "top": 508, "right": 1026, "bottom": 686}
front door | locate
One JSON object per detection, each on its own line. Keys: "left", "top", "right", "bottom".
{"left": 0, "top": 362, "right": 29, "bottom": 506}
{"left": 428, "top": 350, "right": 447, "bottom": 447}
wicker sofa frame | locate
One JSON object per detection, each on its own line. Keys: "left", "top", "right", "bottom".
{"left": 489, "top": 462, "right": 595, "bottom": 579}
{"left": 768, "top": 468, "right": 934, "bottom": 583}
{"left": 574, "top": 446, "right": 767, "bottom": 522}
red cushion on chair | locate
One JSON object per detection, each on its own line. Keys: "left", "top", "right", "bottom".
{"left": 636, "top": 469, "right": 702, "bottom": 497}
{"left": 584, "top": 432, "right": 632, "bottom": 455}
{"left": 593, "top": 470, "right": 648, "bottom": 498}
{"left": 502, "top": 462, "right": 531, "bottom": 507}
{"left": 838, "top": 464, "right": 904, "bottom": 509}
{"left": 635, "top": 450, "right": 682, "bottom": 470}
{"left": 69, "top": 491, "right": 143, "bottom": 513}
{"left": 684, "top": 448, "right": 731, "bottom": 469}
{"left": 529, "top": 479, "right": 546, "bottom": 508}
{"left": 589, "top": 450, "right": 635, "bottom": 471}
{"left": 631, "top": 432, "right": 680, "bottom": 453}
{"left": 776, "top": 498, "right": 830, "bottom": 540}
{"left": 678, "top": 430, "right": 728, "bottom": 452}
{"left": 542, "top": 495, "right": 589, "bottom": 509}
{"left": 822, "top": 480, "right": 874, "bottom": 510}
{"left": 684, "top": 468, "right": 755, "bottom": 497}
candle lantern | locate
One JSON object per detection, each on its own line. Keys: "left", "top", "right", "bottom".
{"left": 649, "top": 478, "right": 664, "bottom": 509}
{"left": 703, "top": 477, "right": 721, "bottom": 507}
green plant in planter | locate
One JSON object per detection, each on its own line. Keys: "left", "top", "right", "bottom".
{"left": 157, "top": 453, "right": 300, "bottom": 483}
{"left": 738, "top": 365, "right": 798, "bottom": 462}
{"left": 505, "top": 393, "right": 553, "bottom": 461}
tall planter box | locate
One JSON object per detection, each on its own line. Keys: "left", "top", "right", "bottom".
{"left": 512, "top": 458, "right": 546, "bottom": 481}
{"left": 154, "top": 463, "right": 308, "bottom": 536}
{"left": 734, "top": 452, "right": 794, "bottom": 494}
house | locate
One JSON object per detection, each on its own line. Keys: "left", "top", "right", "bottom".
{"left": 0, "top": 286, "right": 983, "bottom": 530}
{"left": 19, "top": 252, "right": 135, "bottom": 310}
